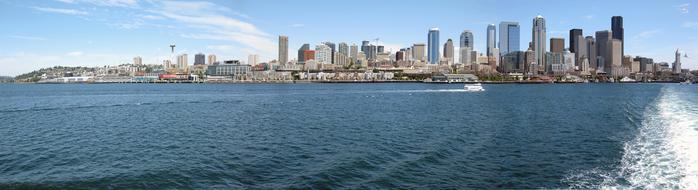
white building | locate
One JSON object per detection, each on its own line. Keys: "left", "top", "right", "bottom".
{"left": 315, "top": 43, "right": 332, "bottom": 64}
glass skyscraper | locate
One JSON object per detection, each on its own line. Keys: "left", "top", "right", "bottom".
{"left": 486, "top": 24, "right": 496, "bottom": 56}
{"left": 498, "top": 22, "right": 520, "bottom": 55}
{"left": 428, "top": 28, "right": 440, "bottom": 64}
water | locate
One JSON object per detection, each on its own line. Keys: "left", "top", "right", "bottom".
{"left": 0, "top": 83, "right": 695, "bottom": 189}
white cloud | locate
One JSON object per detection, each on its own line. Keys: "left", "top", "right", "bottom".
{"left": 678, "top": 3, "right": 690, "bottom": 14}
{"left": 66, "top": 51, "right": 84, "bottom": 56}
{"left": 32, "top": 6, "right": 88, "bottom": 15}
{"left": 207, "top": 45, "right": 235, "bottom": 51}
{"left": 290, "top": 23, "right": 305, "bottom": 28}
{"left": 682, "top": 21, "right": 698, "bottom": 29}
{"left": 585, "top": 14, "right": 594, "bottom": 19}
{"left": 8, "top": 35, "right": 47, "bottom": 41}
{"left": 633, "top": 29, "right": 661, "bottom": 40}
{"left": 56, "top": 0, "right": 138, "bottom": 7}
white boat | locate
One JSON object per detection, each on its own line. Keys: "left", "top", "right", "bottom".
{"left": 680, "top": 80, "right": 692, "bottom": 85}
{"left": 464, "top": 83, "right": 485, "bottom": 92}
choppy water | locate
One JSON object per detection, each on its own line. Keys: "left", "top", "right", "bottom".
{"left": 0, "top": 83, "right": 695, "bottom": 189}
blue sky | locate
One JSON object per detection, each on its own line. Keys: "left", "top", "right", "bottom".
{"left": 0, "top": 0, "right": 696, "bottom": 76}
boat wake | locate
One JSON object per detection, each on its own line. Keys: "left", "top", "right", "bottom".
{"left": 565, "top": 87, "right": 698, "bottom": 189}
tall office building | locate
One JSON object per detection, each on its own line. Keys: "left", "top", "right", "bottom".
{"left": 460, "top": 30, "right": 474, "bottom": 64}
{"left": 248, "top": 54, "right": 259, "bottom": 65}
{"left": 574, "top": 35, "right": 587, "bottom": 66}
{"left": 176, "top": 53, "right": 188, "bottom": 71}
{"left": 194, "top": 53, "right": 205, "bottom": 65}
{"left": 443, "top": 39, "right": 454, "bottom": 64}
{"left": 427, "top": 28, "right": 440, "bottom": 64}
{"left": 361, "top": 41, "right": 370, "bottom": 56}
{"left": 377, "top": 46, "right": 385, "bottom": 53}
{"left": 596, "top": 30, "right": 612, "bottom": 72}
{"left": 608, "top": 39, "right": 622, "bottom": 74}
{"left": 569, "top": 29, "right": 583, "bottom": 53}
{"left": 322, "top": 42, "right": 336, "bottom": 63}
{"left": 297, "top": 44, "right": 310, "bottom": 64}
{"left": 585, "top": 36, "right": 597, "bottom": 69}
{"left": 611, "top": 16, "right": 624, "bottom": 59}
{"left": 673, "top": 49, "right": 682, "bottom": 74}
{"left": 133, "top": 56, "right": 142, "bottom": 65}
{"left": 486, "top": 24, "right": 496, "bottom": 56}
{"left": 550, "top": 38, "right": 564, "bottom": 53}
{"left": 350, "top": 44, "right": 358, "bottom": 60}
{"left": 412, "top": 43, "right": 426, "bottom": 61}
{"left": 207, "top": 54, "right": 217, "bottom": 65}
{"left": 532, "top": 15, "right": 547, "bottom": 73}
{"left": 338, "top": 43, "right": 349, "bottom": 56}
{"left": 278, "top": 35, "right": 288, "bottom": 64}
{"left": 315, "top": 43, "right": 332, "bottom": 64}
{"left": 499, "top": 22, "right": 520, "bottom": 55}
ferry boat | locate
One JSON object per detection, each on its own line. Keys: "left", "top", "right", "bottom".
{"left": 464, "top": 83, "right": 485, "bottom": 92}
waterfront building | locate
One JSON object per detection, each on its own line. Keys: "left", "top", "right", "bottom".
{"left": 443, "top": 39, "right": 454, "bottom": 65}
{"left": 550, "top": 38, "right": 564, "bottom": 53}
{"left": 428, "top": 28, "right": 440, "bottom": 64}
{"left": 278, "top": 35, "right": 288, "bottom": 64}
{"left": 612, "top": 16, "right": 624, "bottom": 59}
{"left": 412, "top": 43, "right": 426, "bottom": 62}
{"left": 206, "top": 62, "right": 251, "bottom": 79}
{"left": 487, "top": 24, "right": 496, "bottom": 56}
{"left": 298, "top": 44, "right": 310, "bottom": 65}
{"left": 248, "top": 54, "right": 259, "bottom": 66}
{"left": 460, "top": 30, "right": 474, "bottom": 64}
{"left": 207, "top": 54, "right": 217, "bottom": 65}
{"left": 499, "top": 22, "right": 520, "bottom": 55}
{"left": 501, "top": 51, "right": 525, "bottom": 73}
{"left": 315, "top": 44, "right": 332, "bottom": 64}
{"left": 634, "top": 56, "right": 653, "bottom": 73}
{"left": 569, "top": 29, "right": 583, "bottom": 54}
{"left": 532, "top": 15, "right": 547, "bottom": 73}
{"left": 194, "top": 53, "right": 205, "bottom": 65}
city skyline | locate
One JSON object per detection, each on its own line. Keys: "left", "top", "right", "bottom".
{"left": 0, "top": 0, "right": 696, "bottom": 76}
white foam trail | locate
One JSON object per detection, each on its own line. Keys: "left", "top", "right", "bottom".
{"left": 613, "top": 86, "right": 698, "bottom": 189}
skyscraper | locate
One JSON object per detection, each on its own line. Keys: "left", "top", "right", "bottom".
{"left": 460, "top": 30, "right": 474, "bottom": 64}
{"left": 596, "top": 30, "right": 612, "bottom": 72}
{"left": 569, "top": 29, "right": 583, "bottom": 53}
{"left": 278, "top": 35, "right": 288, "bottom": 64}
{"left": 487, "top": 24, "right": 496, "bottom": 56}
{"left": 207, "top": 54, "right": 217, "bottom": 65}
{"left": 443, "top": 39, "right": 454, "bottom": 64}
{"left": 322, "top": 42, "right": 336, "bottom": 64}
{"left": 133, "top": 56, "right": 142, "bottom": 65}
{"left": 611, "top": 16, "right": 624, "bottom": 59}
{"left": 608, "top": 39, "right": 622, "bottom": 75}
{"left": 177, "top": 53, "right": 188, "bottom": 71}
{"left": 427, "top": 28, "right": 440, "bottom": 64}
{"left": 585, "top": 36, "right": 597, "bottom": 69}
{"left": 499, "top": 22, "right": 520, "bottom": 55}
{"left": 297, "top": 44, "right": 310, "bottom": 64}
{"left": 194, "top": 53, "right": 205, "bottom": 65}
{"left": 338, "top": 42, "right": 349, "bottom": 56}
{"left": 532, "top": 15, "right": 547, "bottom": 73}
{"left": 350, "top": 44, "right": 358, "bottom": 61}
{"left": 315, "top": 43, "right": 332, "bottom": 64}
{"left": 550, "top": 38, "right": 564, "bottom": 53}
{"left": 412, "top": 43, "right": 426, "bottom": 61}
{"left": 673, "top": 49, "right": 682, "bottom": 74}
{"left": 248, "top": 54, "right": 259, "bottom": 65}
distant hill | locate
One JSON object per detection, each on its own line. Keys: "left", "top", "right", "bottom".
{"left": 0, "top": 76, "right": 14, "bottom": 83}
{"left": 14, "top": 66, "right": 97, "bottom": 82}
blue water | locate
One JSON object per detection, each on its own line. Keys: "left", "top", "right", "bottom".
{"left": 0, "top": 83, "right": 696, "bottom": 189}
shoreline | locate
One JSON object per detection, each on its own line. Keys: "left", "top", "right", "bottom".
{"left": 4, "top": 80, "right": 689, "bottom": 84}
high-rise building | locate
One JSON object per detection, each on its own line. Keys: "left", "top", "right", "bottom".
{"left": 607, "top": 39, "right": 622, "bottom": 74}
{"left": 350, "top": 44, "right": 358, "bottom": 61}
{"left": 207, "top": 54, "right": 217, "bottom": 65}
{"left": 427, "top": 28, "right": 440, "bottom": 64}
{"left": 460, "top": 30, "right": 474, "bottom": 64}
{"left": 412, "top": 43, "right": 426, "bottom": 61}
{"left": 443, "top": 39, "right": 454, "bottom": 64}
{"left": 487, "top": 24, "right": 496, "bottom": 56}
{"left": 315, "top": 43, "right": 332, "bottom": 64}
{"left": 596, "top": 30, "right": 612, "bottom": 72}
{"left": 377, "top": 46, "right": 385, "bottom": 53}
{"left": 611, "top": 16, "right": 624, "bottom": 59}
{"left": 585, "top": 36, "right": 597, "bottom": 69}
{"left": 322, "top": 42, "right": 336, "bottom": 63}
{"left": 194, "top": 53, "right": 205, "bottom": 65}
{"left": 574, "top": 35, "right": 587, "bottom": 67}
{"left": 278, "top": 35, "right": 288, "bottom": 64}
{"left": 338, "top": 43, "right": 349, "bottom": 56}
{"left": 248, "top": 54, "right": 259, "bottom": 65}
{"left": 133, "top": 56, "right": 142, "bottom": 65}
{"left": 634, "top": 56, "right": 653, "bottom": 73}
{"left": 303, "top": 50, "right": 315, "bottom": 61}
{"left": 499, "top": 22, "right": 520, "bottom": 55}
{"left": 569, "top": 29, "right": 583, "bottom": 53}
{"left": 361, "top": 41, "right": 370, "bottom": 58}
{"left": 532, "top": 15, "right": 547, "bottom": 73}
{"left": 297, "top": 44, "right": 310, "bottom": 64}
{"left": 550, "top": 38, "right": 564, "bottom": 53}
{"left": 673, "top": 49, "right": 682, "bottom": 74}
{"left": 177, "top": 53, "right": 188, "bottom": 71}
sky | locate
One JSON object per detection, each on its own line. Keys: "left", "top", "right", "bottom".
{"left": 0, "top": 0, "right": 696, "bottom": 76}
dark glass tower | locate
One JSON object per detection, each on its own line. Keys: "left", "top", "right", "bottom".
{"left": 569, "top": 29, "right": 583, "bottom": 53}
{"left": 611, "top": 16, "right": 624, "bottom": 58}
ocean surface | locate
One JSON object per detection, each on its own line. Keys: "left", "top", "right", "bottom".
{"left": 0, "top": 83, "right": 696, "bottom": 189}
